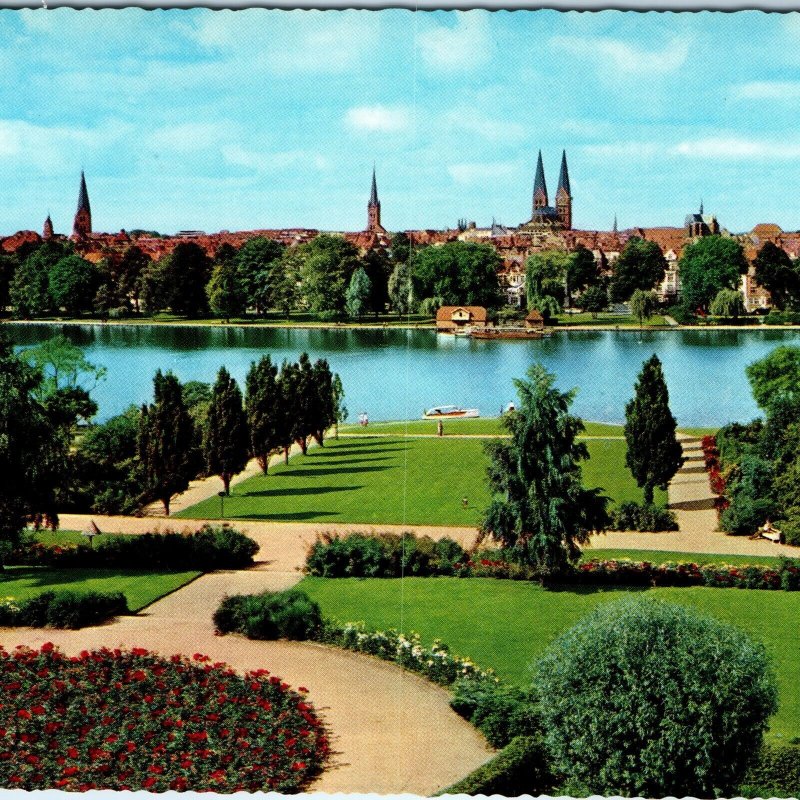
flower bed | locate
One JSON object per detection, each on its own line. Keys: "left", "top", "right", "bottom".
{"left": 701, "top": 435, "right": 730, "bottom": 512}
{"left": 0, "top": 644, "right": 328, "bottom": 791}
{"left": 12, "top": 525, "right": 259, "bottom": 570}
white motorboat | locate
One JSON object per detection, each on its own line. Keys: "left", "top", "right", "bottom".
{"left": 422, "top": 405, "right": 480, "bottom": 419}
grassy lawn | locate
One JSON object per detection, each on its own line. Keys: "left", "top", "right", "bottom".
{"left": 299, "top": 576, "right": 800, "bottom": 742}
{"left": 0, "top": 567, "right": 200, "bottom": 612}
{"left": 554, "top": 313, "right": 668, "bottom": 327}
{"left": 584, "top": 548, "right": 784, "bottom": 566}
{"left": 178, "top": 434, "right": 655, "bottom": 525}
{"left": 341, "top": 418, "right": 625, "bottom": 437}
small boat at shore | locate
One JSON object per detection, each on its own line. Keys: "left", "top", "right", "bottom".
{"left": 422, "top": 405, "right": 480, "bottom": 419}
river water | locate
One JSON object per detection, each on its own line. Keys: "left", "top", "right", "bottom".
{"left": 8, "top": 324, "right": 800, "bottom": 427}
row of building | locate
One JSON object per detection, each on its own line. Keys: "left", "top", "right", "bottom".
{"left": 3, "top": 152, "right": 798, "bottom": 312}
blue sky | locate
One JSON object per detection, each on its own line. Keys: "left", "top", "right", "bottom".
{"left": 1, "top": 9, "right": 799, "bottom": 235}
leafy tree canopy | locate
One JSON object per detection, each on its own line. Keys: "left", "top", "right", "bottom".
{"left": 525, "top": 250, "right": 570, "bottom": 308}
{"left": 754, "top": 241, "right": 800, "bottom": 310}
{"left": 298, "top": 235, "right": 360, "bottom": 318}
{"left": 678, "top": 235, "right": 748, "bottom": 313}
{"left": 745, "top": 345, "right": 800, "bottom": 415}
{"left": 609, "top": 237, "right": 667, "bottom": 303}
{"left": 710, "top": 287, "right": 746, "bottom": 318}
{"left": 345, "top": 266, "right": 372, "bottom": 320}
{"left": 48, "top": 254, "right": 101, "bottom": 314}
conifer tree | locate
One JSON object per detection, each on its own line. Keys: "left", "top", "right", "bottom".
{"left": 345, "top": 267, "right": 372, "bottom": 320}
{"left": 276, "top": 360, "right": 300, "bottom": 463}
{"left": 481, "top": 363, "right": 609, "bottom": 574}
{"left": 245, "top": 355, "right": 280, "bottom": 473}
{"left": 203, "top": 367, "right": 250, "bottom": 494}
{"left": 624, "top": 354, "right": 684, "bottom": 506}
{"left": 138, "top": 371, "right": 197, "bottom": 515}
{"left": 207, "top": 258, "right": 246, "bottom": 322}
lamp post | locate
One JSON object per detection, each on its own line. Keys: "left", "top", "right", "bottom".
{"left": 218, "top": 491, "right": 226, "bottom": 520}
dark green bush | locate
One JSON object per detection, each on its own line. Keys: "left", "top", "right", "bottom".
{"left": 13, "top": 525, "right": 258, "bottom": 570}
{"left": 6, "top": 590, "right": 128, "bottom": 629}
{"left": 532, "top": 596, "right": 778, "bottom": 798}
{"left": 437, "top": 735, "right": 553, "bottom": 796}
{"left": 780, "top": 519, "right": 800, "bottom": 547}
{"left": 450, "top": 677, "right": 540, "bottom": 747}
{"left": 213, "top": 589, "right": 322, "bottom": 640}
{"left": 609, "top": 501, "right": 678, "bottom": 531}
{"left": 739, "top": 743, "right": 800, "bottom": 798}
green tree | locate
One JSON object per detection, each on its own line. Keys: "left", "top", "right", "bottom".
{"left": 609, "top": 238, "right": 667, "bottom": 303}
{"left": 138, "top": 370, "right": 198, "bottom": 514}
{"left": 207, "top": 258, "right": 247, "bottom": 322}
{"left": 413, "top": 241, "right": 502, "bottom": 309}
{"left": 9, "top": 241, "right": 72, "bottom": 317}
{"left": 21, "top": 335, "right": 106, "bottom": 402}
{"left": 710, "top": 287, "right": 746, "bottom": 318}
{"left": 160, "top": 242, "right": 213, "bottom": 317}
{"left": 235, "top": 236, "right": 285, "bottom": 313}
{"left": 203, "top": 367, "right": 250, "bottom": 494}
{"left": 331, "top": 373, "right": 347, "bottom": 438}
{"left": 754, "top": 241, "right": 799, "bottom": 310}
{"left": 309, "top": 358, "right": 337, "bottom": 446}
{"left": 624, "top": 354, "right": 683, "bottom": 505}
{"left": 389, "top": 231, "right": 411, "bottom": 265}
{"left": 528, "top": 293, "right": 561, "bottom": 321}
{"left": 745, "top": 345, "right": 800, "bottom": 414}
{"left": 628, "top": 288, "right": 657, "bottom": 327}
{"left": 679, "top": 235, "right": 748, "bottom": 313}
{"left": 525, "top": 250, "right": 569, "bottom": 309}
{"left": 362, "top": 248, "right": 391, "bottom": 316}
{"left": 532, "top": 597, "right": 778, "bottom": 798}
{"left": 117, "top": 245, "right": 151, "bottom": 313}
{"left": 388, "top": 258, "right": 415, "bottom": 316}
{"left": 579, "top": 285, "right": 608, "bottom": 318}
{"left": 276, "top": 360, "right": 301, "bottom": 463}
{"left": 481, "top": 364, "right": 608, "bottom": 574}
{"left": 565, "top": 245, "right": 600, "bottom": 307}
{"left": 0, "top": 253, "right": 18, "bottom": 312}
{"left": 263, "top": 249, "right": 300, "bottom": 319}
{"left": 298, "top": 234, "right": 360, "bottom": 318}
{"left": 245, "top": 355, "right": 281, "bottom": 473}
{"left": 0, "top": 335, "right": 67, "bottom": 556}
{"left": 48, "top": 254, "right": 100, "bottom": 315}
{"left": 345, "top": 266, "right": 372, "bottom": 320}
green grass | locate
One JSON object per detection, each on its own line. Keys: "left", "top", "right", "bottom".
{"left": 178, "top": 434, "right": 654, "bottom": 525}
{"left": 0, "top": 567, "right": 200, "bottom": 612}
{"left": 27, "top": 530, "right": 129, "bottom": 547}
{"left": 583, "top": 548, "right": 784, "bottom": 566}
{"left": 677, "top": 427, "right": 719, "bottom": 437}
{"left": 299, "top": 576, "right": 800, "bottom": 742}
{"left": 554, "top": 313, "right": 668, "bottom": 327}
{"left": 341, "top": 418, "right": 624, "bottom": 437}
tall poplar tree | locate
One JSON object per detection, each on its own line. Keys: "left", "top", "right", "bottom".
{"left": 245, "top": 355, "right": 280, "bottom": 473}
{"left": 203, "top": 367, "right": 250, "bottom": 494}
{"left": 481, "top": 363, "right": 609, "bottom": 574}
{"left": 624, "top": 354, "right": 684, "bottom": 506}
{"left": 138, "top": 370, "right": 197, "bottom": 515}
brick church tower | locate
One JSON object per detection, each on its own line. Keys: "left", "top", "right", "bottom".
{"left": 555, "top": 150, "right": 572, "bottom": 230}
{"left": 367, "top": 167, "right": 386, "bottom": 233}
{"left": 42, "top": 214, "right": 54, "bottom": 240}
{"left": 72, "top": 171, "right": 92, "bottom": 240}
{"left": 532, "top": 150, "right": 548, "bottom": 212}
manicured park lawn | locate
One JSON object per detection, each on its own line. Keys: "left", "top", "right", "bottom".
{"left": 554, "top": 312, "right": 668, "bottom": 327}
{"left": 340, "top": 418, "right": 625, "bottom": 437}
{"left": 584, "top": 548, "right": 785, "bottom": 567}
{"left": 179, "top": 433, "right": 661, "bottom": 525}
{"left": 0, "top": 567, "right": 200, "bottom": 612}
{"left": 299, "top": 576, "right": 800, "bottom": 742}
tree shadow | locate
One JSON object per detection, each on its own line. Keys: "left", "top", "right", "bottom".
{"left": 242, "top": 485, "right": 363, "bottom": 498}
{"left": 680, "top": 466, "right": 710, "bottom": 474}
{"left": 278, "top": 465, "right": 390, "bottom": 477}
{"left": 668, "top": 498, "right": 716, "bottom": 511}
{"left": 233, "top": 511, "right": 340, "bottom": 521}
{"left": 306, "top": 452, "right": 402, "bottom": 462}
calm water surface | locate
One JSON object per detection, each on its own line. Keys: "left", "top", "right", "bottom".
{"left": 9, "top": 324, "right": 800, "bottom": 427}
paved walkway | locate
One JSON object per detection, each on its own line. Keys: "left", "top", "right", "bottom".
{"left": 1, "top": 519, "right": 492, "bottom": 794}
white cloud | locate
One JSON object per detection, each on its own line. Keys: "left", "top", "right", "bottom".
{"left": 147, "top": 122, "right": 236, "bottom": 154}
{"left": 417, "top": 13, "right": 493, "bottom": 72}
{"left": 448, "top": 160, "right": 521, "bottom": 186}
{"left": 551, "top": 35, "right": 689, "bottom": 75}
{"left": 732, "top": 81, "right": 800, "bottom": 100}
{"left": 670, "top": 136, "right": 800, "bottom": 160}
{"left": 344, "top": 105, "right": 412, "bottom": 134}
{"left": 441, "top": 107, "right": 525, "bottom": 143}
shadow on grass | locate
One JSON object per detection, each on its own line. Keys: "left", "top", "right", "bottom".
{"left": 230, "top": 511, "right": 341, "bottom": 521}
{"left": 242, "top": 485, "right": 363, "bottom": 498}
{"left": 544, "top": 583, "right": 651, "bottom": 594}
{"left": 312, "top": 439, "right": 406, "bottom": 450}
{"left": 306, "top": 446, "right": 406, "bottom": 458}
{"left": 277, "top": 465, "right": 391, "bottom": 477}
{"left": 303, "top": 453, "right": 400, "bottom": 464}
{"left": 0, "top": 567, "right": 170, "bottom": 589}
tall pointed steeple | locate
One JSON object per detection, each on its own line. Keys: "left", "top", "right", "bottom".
{"left": 532, "top": 151, "right": 548, "bottom": 212}
{"left": 72, "top": 171, "right": 92, "bottom": 239}
{"left": 366, "top": 166, "right": 385, "bottom": 233}
{"left": 555, "top": 150, "right": 572, "bottom": 230}
{"left": 613, "top": 214, "right": 618, "bottom": 234}
{"left": 557, "top": 150, "right": 571, "bottom": 196}
{"left": 699, "top": 198, "right": 704, "bottom": 215}
{"left": 43, "top": 213, "right": 54, "bottom": 240}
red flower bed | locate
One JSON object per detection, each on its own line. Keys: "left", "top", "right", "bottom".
{"left": 0, "top": 644, "right": 328, "bottom": 791}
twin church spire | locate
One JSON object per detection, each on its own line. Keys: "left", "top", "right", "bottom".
{"left": 531, "top": 149, "right": 572, "bottom": 230}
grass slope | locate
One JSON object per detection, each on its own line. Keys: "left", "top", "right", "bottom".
{"left": 299, "top": 576, "right": 800, "bottom": 742}
{"left": 340, "top": 418, "right": 625, "bottom": 437}
{"left": 179, "top": 434, "right": 661, "bottom": 525}
{"left": 0, "top": 567, "right": 200, "bottom": 612}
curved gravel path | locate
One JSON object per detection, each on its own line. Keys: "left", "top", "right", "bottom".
{"left": 0, "top": 521, "right": 492, "bottom": 793}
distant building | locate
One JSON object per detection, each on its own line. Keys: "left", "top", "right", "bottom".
{"left": 435, "top": 306, "right": 488, "bottom": 332}
{"left": 366, "top": 167, "right": 387, "bottom": 235}
{"left": 42, "top": 214, "right": 53, "bottom": 240}
{"left": 518, "top": 150, "right": 572, "bottom": 233}
{"left": 71, "top": 171, "right": 92, "bottom": 240}
{"left": 685, "top": 201, "right": 720, "bottom": 238}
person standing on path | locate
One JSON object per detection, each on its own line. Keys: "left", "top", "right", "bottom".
{"left": 437, "top": 420, "right": 443, "bottom": 437}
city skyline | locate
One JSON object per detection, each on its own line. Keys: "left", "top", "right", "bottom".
{"left": 2, "top": 10, "right": 800, "bottom": 234}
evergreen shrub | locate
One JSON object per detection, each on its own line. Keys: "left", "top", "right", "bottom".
{"left": 532, "top": 596, "right": 778, "bottom": 798}
{"left": 609, "top": 501, "right": 678, "bottom": 531}
{"left": 0, "top": 590, "right": 128, "bottom": 628}
{"left": 213, "top": 589, "right": 323, "bottom": 640}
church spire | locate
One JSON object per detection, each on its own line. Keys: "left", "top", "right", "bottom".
{"left": 532, "top": 150, "right": 548, "bottom": 211}
{"left": 699, "top": 198, "right": 704, "bottom": 215}
{"left": 613, "top": 214, "right": 618, "bottom": 233}
{"left": 43, "top": 213, "right": 54, "bottom": 240}
{"left": 369, "top": 166, "right": 379, "bottom": 207}
{"left": 366, "top": 166, "right": 385, "bottom": 233}
{"left": 72, "top": 171, "right": 92, "bottom": 239}
{"left": 557, "top": 150, "right": 571, "bottom": 196}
